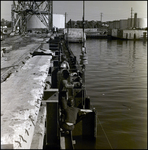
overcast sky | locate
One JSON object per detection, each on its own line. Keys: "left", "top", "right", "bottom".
{"left": 1, "top": 1, "right": 147, "bottom": 22}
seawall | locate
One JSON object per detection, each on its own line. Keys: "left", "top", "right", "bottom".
{"left": 1, "top": 54, "right": 52, "bottom": 149}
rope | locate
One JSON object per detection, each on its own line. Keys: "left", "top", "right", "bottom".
{"left": 98, "top": 116, "right": 113, "bottom": 149}
{"left": 90, "top": 103, "right": 113, "bottom": 149}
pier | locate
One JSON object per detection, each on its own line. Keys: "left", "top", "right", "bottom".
{"left": 1, "top": 32, "right": 97, "bottom": 149}
{"left": 65, "top": 28, "right": 108, "bottom": 42}
{"left": 2, "top": 1, "right": 146, "bottom": 149}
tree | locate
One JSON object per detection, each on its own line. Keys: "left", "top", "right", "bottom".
{"left": 1, "top": 18, "right": 7, "bottom": 26}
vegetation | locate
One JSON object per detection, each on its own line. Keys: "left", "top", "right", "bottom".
{"left": 66, "top": 19, "right": 108, "bottom": 28}
{"left": 1, "top": 18, "right": 11, "bottom": 27}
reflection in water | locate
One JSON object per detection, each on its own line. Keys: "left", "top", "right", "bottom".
{"left": 69, "top": 40, "right": 147, "bottom": 149}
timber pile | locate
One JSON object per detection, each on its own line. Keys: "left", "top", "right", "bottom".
{"left": 1, "top": 55, "right": 52, "bottom": 149}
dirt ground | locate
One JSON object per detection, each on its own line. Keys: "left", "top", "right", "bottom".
{"left": 1, "top": 33, "right": 53, "bottom": 148}
{"left": 1, "top": 34, "right": 49, "bottom": 81}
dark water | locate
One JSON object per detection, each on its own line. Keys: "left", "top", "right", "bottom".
{"left": 69, "top": 39, "right": 147, "bottom": 149}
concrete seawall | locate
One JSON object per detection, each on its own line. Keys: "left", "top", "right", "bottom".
{"left": 64, "top": 28, "right": 108, "bottom": 41}
{"left": 1, "top": 55, "right": 52, "bottom": 149}
{"left": 64, "top": 28, "right": 86, "bottom": 42}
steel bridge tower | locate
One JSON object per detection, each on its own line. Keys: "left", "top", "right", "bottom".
{"left": 11, "top": 1, "right": 53, "bottom": 34}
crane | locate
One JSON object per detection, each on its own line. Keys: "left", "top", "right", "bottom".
{"left": 11, "top": 1, "right": 53, "bottom": 35}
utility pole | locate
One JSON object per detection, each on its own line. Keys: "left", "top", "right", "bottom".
{"left": 65, "top": 12, "right": 67, "bottom": 28}
{"left": 48, "top": 0, "right": 53, "bottom": 31}
{"left": 51, "top": 1, "right": 53, "bottom": 30}
{"left": 11, "top": 4, "right": 14, "bottom": 32}
{"left": 81, "top": 0, "right": 88, "bottom": 108}
{"left": 65, "top": 12, "right": 69, "bottom": 44}
{"left": 131, "top": 7, "right": 133, "bottom": 28}
{"left": 82, "top": 0, "right": 85, "bottom": 47}
{"left": 100, "top": 12, "right": 103, "bottom": 22}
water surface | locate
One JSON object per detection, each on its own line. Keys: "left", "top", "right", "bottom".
{"left": 69, "top": 39, "right": 147, "bottom": 149}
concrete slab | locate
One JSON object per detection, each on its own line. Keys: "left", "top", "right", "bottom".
{"left": 1, "top": 55, "right": 52, "bottom": 149}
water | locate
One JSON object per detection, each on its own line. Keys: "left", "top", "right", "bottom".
{"left": 69, "top": 39, "right": 147, "bottom": 149}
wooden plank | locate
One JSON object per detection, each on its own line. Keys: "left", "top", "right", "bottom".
{"left": 44, "top": 88, "right": 58, "bottom": 92}
{"left": 60, "top": 136, "right": 66, "bottom": 149}
{"left": 42, "top": 100, "right": 58, "bottom": 103}
{"left": 1, "top": 55, "right": 52, "bottom": 149}
{"left": 46, "top": 102, "right": 60, "bottom": 149}
{"left": 65, "top": 131, "right": 74, "bottom": 149}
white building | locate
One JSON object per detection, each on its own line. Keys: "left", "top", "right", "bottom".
{"left": 27, "top": 14, "right": 65, "bottom": 30}
{"left": 137, "top": 18, "right": 147, "bottom": 28}
{"left": 53, "top": 14, "right": 65, "bottom": 29}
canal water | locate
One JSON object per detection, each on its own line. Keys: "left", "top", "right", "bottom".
{"left": 69, "top": 39, "right": 147, "bottom": 149}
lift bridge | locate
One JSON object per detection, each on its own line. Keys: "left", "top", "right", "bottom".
{"left": 11, "top": 1, "right": 53, "bottom": 34}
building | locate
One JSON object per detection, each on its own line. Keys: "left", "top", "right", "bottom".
{"left": 119, "top": 19, "right": 128, "bottom": 29}
{"left": 27, "top": 14, "right": 65, "bottom": 32}
{"left": 108, "top": 17, "right": 147, "bottom": 30}
{"left": 111, "top": 28, "right": 147, "bottom": 40}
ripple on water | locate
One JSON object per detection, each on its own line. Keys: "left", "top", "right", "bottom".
{"left": 69, "top": 40, "right": 147, "bottom": 149}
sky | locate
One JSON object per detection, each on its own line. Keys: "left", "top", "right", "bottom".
{"left": 1, "top": 1, "right": 147, "bottom": 22}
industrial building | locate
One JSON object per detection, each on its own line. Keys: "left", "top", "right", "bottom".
{"left": 107, "top": 13, "right": 147, "bottom": 30}
{"left": 27, "top": 14, "right": 65, "bottom": 32}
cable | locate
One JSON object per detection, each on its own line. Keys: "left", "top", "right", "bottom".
{"left": 90, "top": 103, "right": 113, "bottom": 149}
{"left": 98, "top": 116, "right": 113, "bottom": 149}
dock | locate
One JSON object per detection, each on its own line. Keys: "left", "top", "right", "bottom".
{"left": 1, "top": 34, "right": 97, "bottom": 149}
{"left": 1, "top": 35, "right": 70, "bottom": 149}
{"left": 86, "top": 32, "right": 108, "bottom": 39}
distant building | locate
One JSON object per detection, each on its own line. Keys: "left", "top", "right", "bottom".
{"left": 137, "top": 18, "right": 147, "bottom": 29}
{"left": 108, "top": 13, "right": 147, "bottom": 40}
{"left": 108, "top": 18, "right": 147, "bottom": 30}
{"left": 53, "top": 14, "right": 65, "bottom": 29}
{"left": 111, "top": 28, "right": 147, "bottom": 40}
{"left": 119, "top": 19, "right": 128, "bottom": 29}
{"left": 27, "top": 14, "right": 65, "bottom": 31}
